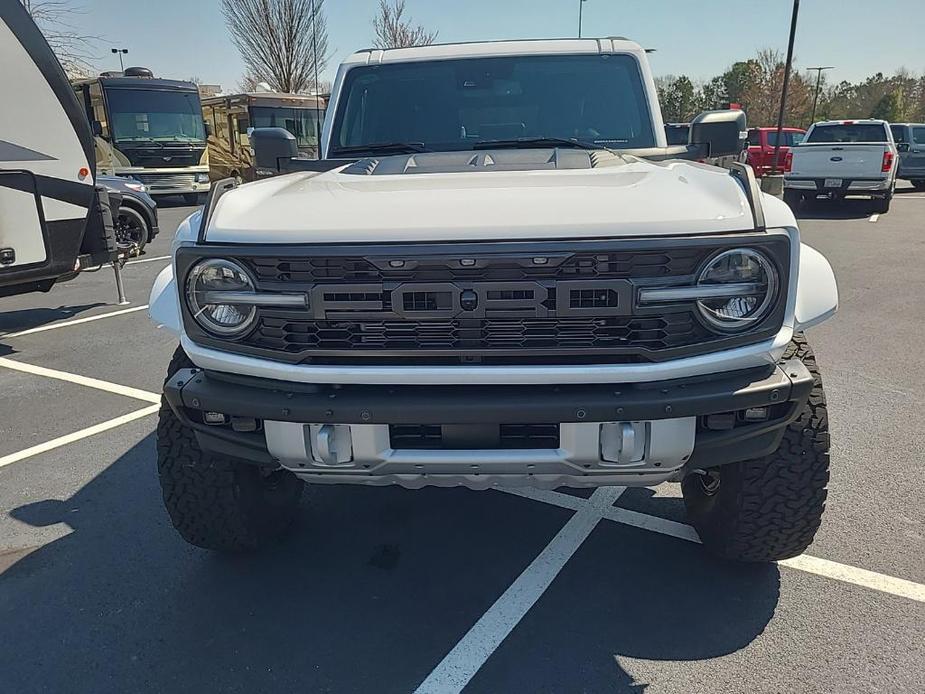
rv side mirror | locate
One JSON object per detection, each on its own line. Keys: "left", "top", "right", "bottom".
{"left": 204, "top": 120, "right": 213, "bottom": 137}
{"left": 689, "top": 110, "right": 747, "bottom": 158}
{"left": 92, "top": 120, "right": 104, "bottom": 137}
{"left": 251, "top": 127, "right": 299, "bottom": 174}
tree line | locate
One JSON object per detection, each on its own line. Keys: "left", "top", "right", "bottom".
{"left": 657, "top": 49, "right": 925, "bottom": 127}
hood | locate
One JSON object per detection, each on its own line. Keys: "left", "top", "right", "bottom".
{"left": 204, "top": 149, "right": 756, "bottom": 244}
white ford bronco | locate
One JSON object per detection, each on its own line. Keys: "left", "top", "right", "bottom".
{"left": 150, "top": 38, "right": 839, "bottom": 562}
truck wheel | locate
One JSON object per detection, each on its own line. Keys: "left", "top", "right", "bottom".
{"left": 782, "top": 189, "right": 802, "bottom": 211}
{"left": 114, "top": 205, "right": 148, "bottom": 254}
{"left": 913, "top": 180, "right": 925, "bottom": 190}
{"left": 681, "top": 334, "right": 829, "bottom": 562}
{"left": 872, "top": 195, "right": 891, "bottom": 214}
{"left": 156, "top": 348, "right": 304, "bottom": 551}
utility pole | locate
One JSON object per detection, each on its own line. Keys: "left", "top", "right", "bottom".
{"left": 771, "top": 0, "right": 799, "bottom": 175}
{"left": 578, "top": 0, "right": 587, "bottom": 38}
{"left": 807, "top": 66, "right": 834, "bottom": 124}
{"left": 111, "top": 48, "right": 128, "bottom": 71}
{"left": 311, "top": 0, "right": 321, "bottom": 159}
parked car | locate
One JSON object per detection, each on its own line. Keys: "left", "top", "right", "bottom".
{"left": 150, "top": 38, "right": 838, "bottom": 564}
{"left": 746, "top": 127, "right": 805, "bottom": 176}
{"left": 889, "top": 123, "right": 925, "bottom": 189}
{"left": 96, "top": 174, "right": 159, "bottom": 254}
{"left": 784, "top": 119, "right": 897, "bottom": 213}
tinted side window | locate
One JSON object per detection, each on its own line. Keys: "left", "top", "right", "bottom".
{"left": 890, "top": 125, "right": 906, "bottom": 143}
{"left": 912, "top": 127, "right": 925, "bottom": 145}
{"left": 747, "top": 130, "right": 761, "bottom": 146}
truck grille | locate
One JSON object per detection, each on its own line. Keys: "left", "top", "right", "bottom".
{"left": 134, "top": 172, "right": 197, "bottom": 188}
{"left": 180, "top": 238, "right": 789, "bottom": 365}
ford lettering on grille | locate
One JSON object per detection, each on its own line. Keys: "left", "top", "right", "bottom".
{"left": 307, "top": 279, "right": 633, "bottom": 320}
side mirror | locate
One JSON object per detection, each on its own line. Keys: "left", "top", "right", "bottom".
{"left": 204, "top": 120, "right": 213, "bottom": 137}
{"left": 91, "top": 120, "right": 103, "bottom": 137}
{"left": 251, "top": 127, "right": 299, "bottom": 174}
{"left": 897, "top": 142, "right": 910, "bottom": 152}
{"left": 690, "top": 110, "right": 748, "bottom": 158}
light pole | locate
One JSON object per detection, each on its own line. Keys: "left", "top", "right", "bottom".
{"left": 807, "top": 66, "right": 834, "bottom": 124}
{"left": 111, "top": 48, "right": 128, "bottom": 71}
{"left": 578, "top": 0, "right": 588, "bottom": 38}
{"left": 771, "top": 0, "right": 799, "bottom": 175}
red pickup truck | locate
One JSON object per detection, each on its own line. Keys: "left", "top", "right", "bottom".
{"left": 746, "top": 127, "right": 806, "bottom": 176}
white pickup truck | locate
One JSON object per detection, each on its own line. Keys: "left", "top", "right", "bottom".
{"left": 784, "top": 119, "right": 898, "bottom": 213}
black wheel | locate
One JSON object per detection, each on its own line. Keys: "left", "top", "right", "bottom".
{"left": 182, "top": 193, "right": 202, "bottom": 205}
{"left": 782, "top": 189, "right": 802, "bottom": 211}
{"left": 156, "top": 348, "right": 304, "bottom": 551}
{"left": 682, "top": 334, "right": 830, "bottom": 562}
{"left": 912, "top": 180, "right": 925, "bottom": 190}
{"left": 114, "top": 205, "right": 148, "bottom": 254}
{"left": 872, "top": 194, "right": 891, "bottom": 214}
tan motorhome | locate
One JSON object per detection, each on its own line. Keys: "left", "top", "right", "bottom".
{"left": 202, "top": 92, "right": 326, "bottom": 182}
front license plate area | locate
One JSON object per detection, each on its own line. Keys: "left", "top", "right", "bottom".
{"left": 824, "top": 178, "right": 842, "bottom": 188}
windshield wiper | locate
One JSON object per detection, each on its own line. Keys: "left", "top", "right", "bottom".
{"left": 473, "top": 137, "right": 602, "bottom": 151}
{"left": 331, "top": 142, "right": 428, "bottom": 157}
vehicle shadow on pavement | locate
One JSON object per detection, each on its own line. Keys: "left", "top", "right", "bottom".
{"left": 0, "top": 302, "right": 106, "bottom": 336}
{"left": 795, "top": 199, "right": 877, "bottom": 220}
{"left": 1, "top": 436, "right": 779, "bottom": 694}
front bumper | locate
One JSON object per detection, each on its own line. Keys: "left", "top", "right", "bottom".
{"left": 164, "top": 359, "right": 814, "bottom": 489}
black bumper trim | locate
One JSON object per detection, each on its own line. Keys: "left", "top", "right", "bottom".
{"left": 166, "top": 361, "right": 812, "bottom": 427}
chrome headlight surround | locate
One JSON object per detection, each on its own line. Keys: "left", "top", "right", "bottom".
{"left": 694, "top": 248, "right": 778, "bottom": 333}
{"left": 185, "top": 258, "right": 258, "bottom": 337}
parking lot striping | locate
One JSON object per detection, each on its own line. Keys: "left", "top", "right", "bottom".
{"left": 869, "top": 214, "right": 880, "bottom": 223}
{"left": 0, "top": 404, "right": 160, "bottom": 471}
{"left": 3, "top": 305, "right": 150, "bottom": 338}
{"left": 0, "top": 357, "right": 161, "bottom": 404}
{"left": 126, "top": 255, "right": 171, "bottom": 265}
{"left": 507, "top": 487, "right": 925, "bottom": 604}
{"left": 498, "top": 486, "right": 586, "bottom": 511}
{"left": 414, "top": 486, "right": 626, "bottom": 694}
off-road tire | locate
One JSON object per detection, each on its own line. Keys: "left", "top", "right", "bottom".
{"left": 682, "top": 334, "right": 829, "bottom": 562}
{"left": 156, "top": 348, "right": 304, "bottom": 551}
{"left": 782, "top": 189, "right": 802, "bottom": 211}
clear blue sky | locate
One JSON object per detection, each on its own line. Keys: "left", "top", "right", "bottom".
{"left": 70, "top": 0, "right": 925, "bottom": 89}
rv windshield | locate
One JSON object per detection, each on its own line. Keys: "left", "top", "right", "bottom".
{"left": 329, "top": 54, "right": 656, "bottom": 157}
{"left": 106, "top": 88, "right": 206, "bottom": 144}
{"left": 250, "top": 106, "right": 323, "bottom": 149}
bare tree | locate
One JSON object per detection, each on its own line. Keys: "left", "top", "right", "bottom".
{"left": 222, "top": 0, "right": 330, "bottom": 94}
{"left": 373, "top": 0, "right": 438, "bottom": 49}
{"left": 21, "top": 0, "right": 97, "bottom": 79}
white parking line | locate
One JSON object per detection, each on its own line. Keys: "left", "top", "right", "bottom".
{"left": 0, "top": 404, "right": 159, "bottom": 470}
{"left": 508, "top": 487, "right": 925, "bottom": 604}
{"left": 0, "top": 357, "right": 160, "bottom": 403}
{"left": 414, "top": 486, "right": 625, "bottom": 694}
{"left": 126, "top": 255, "right": 170, "bottom": 265}
{"left": 2, "top": 305, "right": 149, "bottom": 338}
{"left": 868, "top": 213, "right": 879, "bottom": 223}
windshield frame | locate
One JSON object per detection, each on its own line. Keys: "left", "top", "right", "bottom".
{"left": 104, "top": 86, "right": 206, "bottom": 145}
{"left": 327, "top": 53, "right": 658, "bottom": 158}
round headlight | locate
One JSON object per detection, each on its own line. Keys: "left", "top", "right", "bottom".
{"left": 696, "top": 249, "right": 778, "bottom": 332}
{"left": 186, "top": 259, "right": 257, "bottom": 336}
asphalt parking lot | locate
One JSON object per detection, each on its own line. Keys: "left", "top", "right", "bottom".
{"left": 1, "top": 188, "right": 924, "bottom": 693}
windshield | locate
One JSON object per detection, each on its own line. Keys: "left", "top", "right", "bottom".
{"left": 806, "top": 124, "right": 888, "bottom": 143}
{"left": 105, "top": 88, "right": 205, "bottom": 144}
{"left": 250, "top": 105, "right": 324, "bottom": 149}
{"left": 330, "top": 54, "right": 656, "bottom": 156}
{"left": 767, "top": 131, "right": 804, "bottom": 147}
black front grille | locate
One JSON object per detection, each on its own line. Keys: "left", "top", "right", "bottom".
{"left": 247, "top": 313, "right": 710, "bottom": 358}
{"left": 180, "top": 238, "right": 789, "bottom": 365}
{"left": 390, "top": 424, "right": 560, "bottom": 449}
{"left": 247, "top": 248, "right": 708, "bottom": 284}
